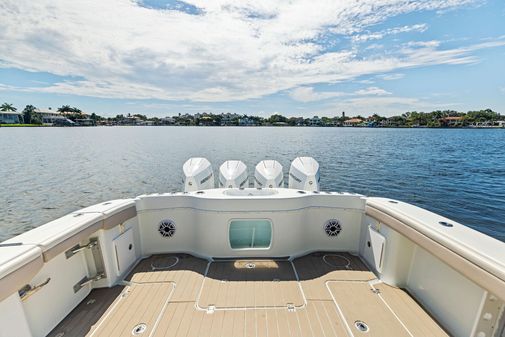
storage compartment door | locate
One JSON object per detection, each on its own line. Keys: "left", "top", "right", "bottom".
{"left": 112, "top": 229, "right": 136, "bottom": 276}
{"left": 363, "top": 225, "right": 386, "bottom": 273}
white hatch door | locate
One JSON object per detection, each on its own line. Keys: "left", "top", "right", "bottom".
{"left": 112, "top": 229, "right": 136, "bottom": 277}
{"left": 365, "top": 225, "right": 386, "bottom": 273}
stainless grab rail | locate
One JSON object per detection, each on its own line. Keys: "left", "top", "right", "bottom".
{"left": 19, "top": 278, "right": 51, "bottom": 301}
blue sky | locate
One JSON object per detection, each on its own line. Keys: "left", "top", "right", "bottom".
{"left": 0, "top": 0, "right": 504, "bottom": 117}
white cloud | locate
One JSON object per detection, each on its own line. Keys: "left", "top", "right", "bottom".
{"left": 352, "top": 23, "right": 428, "bottom": 43}
{"left": 377, "top": 73, "right": 405, "bottom": 80}
{"left": 0, "top": 0, "right": 495, "bottom": 102}
{"left": 290, "top": 85, "right": 391, "bottom": 102}
{"left": 289, "top": 87, "right": 345, "bottom": 102}
{"left": 356, "top": 79, "right": 375, "bottom": 84}
{"left": 354, "top": 87, "right": 392, "bottom": 96}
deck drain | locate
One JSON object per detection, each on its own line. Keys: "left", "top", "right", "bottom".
{"left": 354, "top": 320, "right": 369, "bottom": 333}
{"left": 245, "top": 262, "right": 256, "bottom": 269}
{"left": 131, "top": 323, "right": 147, "bottom": 335}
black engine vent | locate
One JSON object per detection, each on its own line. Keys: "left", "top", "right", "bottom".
{"left": 158, "top": 219, "right": 176, "bottom": 238}
{"left": 324, "top": 219, "right": 342, "bottom": 237}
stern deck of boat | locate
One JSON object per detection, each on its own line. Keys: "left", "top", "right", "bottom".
{"left": 48, "top": 252, "right": 449, "bottom": 337}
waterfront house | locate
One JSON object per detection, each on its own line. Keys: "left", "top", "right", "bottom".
{"left": 471, "top": 120, "right": 505, "bottom": 128}
{"left": 238, "top": 117, "right": 255, "bottom": 126}
{"left": 123, "top": 115, "right": 143, "bottom": 125}
{"left": 0, "top": 112, "right": 23, "bottom": 124}
{"left": 75, "top": 118, "right": 94, "bottom": 126}
{"left": 308, "top": 116, "right": 322, "bottom": 126}
{"left": 343, "top": 118, "right": 363, "bottom": 127}
{"left": 440, "top": 116, "right": 464, "bottom": 127}
{"left": 324, "top": 119, "right": 339, "bottom": 127}
{"left": 161, "top": 117, "right": 176, "bottom": 125}
{"left": 199, "top": 116, "right": 216, "bottom": 126}
{"left": 220, "top": 113, "right": 239, "bottom": 126}
{"left": 36, "top": 109, "right": 74, "bottom": 125}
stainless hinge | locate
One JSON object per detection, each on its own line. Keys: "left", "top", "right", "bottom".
{"left": 65, "top": 239, "right": 98, "bottom": 259}
{"left": 73, "top": 273, "right": 105, "bottom": 293}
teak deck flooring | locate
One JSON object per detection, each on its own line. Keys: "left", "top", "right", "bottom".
{"left": 48, "top": 252, "right": 449, "bottom": 337}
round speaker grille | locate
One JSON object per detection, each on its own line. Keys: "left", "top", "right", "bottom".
{"left": 158, "top": 220, "right": 176, "bottom": 238}
{"left": 324, "top": 219, "right": 342, "bottom": 237}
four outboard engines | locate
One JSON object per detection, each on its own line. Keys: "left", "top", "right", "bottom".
{"left": 182, "top": 157, "right": 214, "bottom": 192}
{"left": 219, "top": 160, "right": 248, "bottom": 188}
{"left": 183, "top": 157, "right": 320, "bottom": 191}
{"left": 288, "top": 157, "right": 320, "bottom": 191}
{"left": 254, "top": 160, "right": 283, "bottom": 188}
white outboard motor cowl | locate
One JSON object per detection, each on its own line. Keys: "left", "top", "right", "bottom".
{"left": 183, "top": 157, "right": 214, "bottom": 192}
{"left": 219, "top": 160, "right": 248, "bottom": 188}
{"left": 254, "top": 160, "right": 283, "bottom": 188}
{"left": 288, "top": 157, "right": 320, "bottom": 191}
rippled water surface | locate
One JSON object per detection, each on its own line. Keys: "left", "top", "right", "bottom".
{"left": 1, "top": 126, "right": 504, "bottom": 242}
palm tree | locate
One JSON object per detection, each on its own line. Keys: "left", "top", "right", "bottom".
{"left": 0, "top": 103, "right": 17, "bottom": 112}
{"left": 23, "top": 105, "right": 37, "bottom": 124}
{"left": 57, "top": 105, "right": 72, "bottom": 113}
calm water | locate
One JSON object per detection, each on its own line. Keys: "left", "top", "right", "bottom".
{"left": 1, "top": 126, "right": 504, "bottom": 242}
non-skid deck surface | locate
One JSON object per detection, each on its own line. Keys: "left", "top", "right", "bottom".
{"left": 293, "top": 252, "right": 376, "bottom": 300}
{"left": 49, "top": 252, "right": 449, "bottom": 337}
{"left": 126, "top": 253, "right": 208, "bottom": 302}
{"left": 151, "top": 300, "right": 348, "bottom": 337}
{"left": 373, "top": 283, "right": 449, "bottom": 337}
{"left": 198, "top": 259, "right": 304, "bottom": 309}
{"left": 90, "top": 282, "right": 175, "bottom": 337}
{"left": 48, "top": 286, "right": 124, "bottom": 337}
{"left": 327, "top": 281, "right": 450, "bottom": 337}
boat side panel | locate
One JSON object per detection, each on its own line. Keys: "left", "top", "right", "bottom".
{"left": 0, "top": 199, "right": 140, "bottom": 337}
{"left": 22, "top": 251, "right": 91, "bottom": 337}
{"left": 364, "top": 199, "right": 505, "bottom": 337}
{"left": 0, "top": 293, "right": 32, "bottom": 337}
{"left": 367, "top": 197, "right": 505, "bottom": 283}
{"left": 407, "top": 245, "right": 485, "bottom": 337}
{"left": 0, "top": 245, "right": 44, "bottom": 302}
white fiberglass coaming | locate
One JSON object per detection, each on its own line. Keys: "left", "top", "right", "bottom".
{"left": 0, "top": 158, "right": 504, "bottom": 337}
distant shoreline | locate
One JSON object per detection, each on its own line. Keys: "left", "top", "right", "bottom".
{"left": 1, "top": 124, "right": 504, "bottom": 129}
{"left": 2, "top": 106, "right": 503, "bottom": 128}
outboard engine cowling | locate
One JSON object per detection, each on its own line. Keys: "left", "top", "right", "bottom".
{"left": 288, "top": 157, "right": 320, "bottom": 191}
{"left": 183, "top": 157, "right": 214, "bottom": 192}
{"left": 219, "top": 160, "right": 248, "bottom": 188}
{"left": 254, "top": 160, "right": 283, "bottom": 188}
